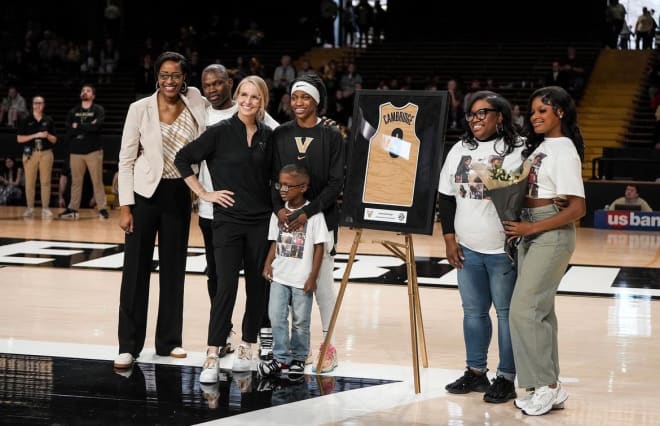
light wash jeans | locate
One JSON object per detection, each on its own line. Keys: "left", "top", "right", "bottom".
{"left": 269, "top": 281, "right": 313, "bottom": 364}
{"left": 458, "top": 245, "right": 517, "bottom": 381}
{"left": 509, "top": 204, "right": 575, "bottom": 389}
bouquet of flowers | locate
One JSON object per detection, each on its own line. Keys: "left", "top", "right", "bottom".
{"left": 471, "top": 160, "right": 532, "bottom": 263}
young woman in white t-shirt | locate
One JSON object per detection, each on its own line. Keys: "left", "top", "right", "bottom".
{"left": 503, "top": 86, "right": 586, "bottom": 416}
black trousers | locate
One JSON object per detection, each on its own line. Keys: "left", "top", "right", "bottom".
{"left": 118, "top": 179, "right": 191, "bottom": 357}
{"left": 198, "top": 216, "right": 217, "bottom": 301}
{"left": 209, "top": 220, "right": 269, "bottom": 346}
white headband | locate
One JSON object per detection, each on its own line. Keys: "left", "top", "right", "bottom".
{"left": 291, "top": 81, "right": 320, "bottom": 104}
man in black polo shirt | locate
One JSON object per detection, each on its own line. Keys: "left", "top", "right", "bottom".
{"left": 16, "top": 95, "right": 58, "bottom": 218}
{"left": 59, "top": 83, "right": 108, "bottom": 219}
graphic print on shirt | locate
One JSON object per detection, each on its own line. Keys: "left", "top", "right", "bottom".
{"left": 276, "top": 224, "right": 307, "bottom": 259}
{"left": 295, "top": 137, "right": 314, "bottom": 160}
{"left": 363, "top": 102, "right": 420, "bottom": 207}
{"left": 526, "top": 152, "right": 547, "bottom": 198}
{"left": 453, "top": 154, "right": 508, "bottom": 201}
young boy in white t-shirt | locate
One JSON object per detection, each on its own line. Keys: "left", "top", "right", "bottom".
{"left": 258, "top": 164, "right": 330, "bottom": 380}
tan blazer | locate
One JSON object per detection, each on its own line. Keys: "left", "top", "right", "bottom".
{"left": 118, "top": 87, "right": 208, "bottom": 206}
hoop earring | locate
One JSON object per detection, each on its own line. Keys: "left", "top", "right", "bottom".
{"left": 496, "top": 123, "right": 503, "bottom": 134}
{"left": 180, "top": 82, "right": 187, "bottom": 93}
{"left": 155, "top": 81, "right": 160, "bottom": 91}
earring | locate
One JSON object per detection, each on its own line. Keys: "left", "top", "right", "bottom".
{"left": 155, "top": 81, "right": 160, "bottom": 90}
{"left": 180, "top": 82, "right": 188, "bottom": 93}
{"left": 496, "top": 123, "right": 503, "bottom": 134}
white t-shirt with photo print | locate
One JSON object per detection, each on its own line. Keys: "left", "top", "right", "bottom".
{"left": 438, "top": 138, "right": 526, "bottom": 253}
{"left": 267, "top": 201, "right": 331, "bottom": 289}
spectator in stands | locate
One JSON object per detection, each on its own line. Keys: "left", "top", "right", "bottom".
{"left": 272, "top": 55, "right": 296, "bottom": 101}
{"left": 543, "top": 61, "right": 570, "bottom": 91}
{"left": 339, "top": 62, "right": 362, "bottom": 96}
{"left": 373, "top": 0, "right": 386, "bottom": 41}
{"left": 0, "top": 157, "right": 23, "bottom": 206}
{"left": 319, "top": 0, "right": 339, "bottom": 47}
{"left": 273, "top": 93, "right": 295, "bottom": 123}
{"left": 606, "top": 0, "right": 627, "bottom": 49}
{"left": 438, "top": 90, "right": 524, "bottom": 405}
{"left": 0, "top": 86, "right": 28, "bottom": 128}
{"left": 505, "top": 86, "right": 586, "bottom": 416}
{"left": 297, "top": 59, "right": 315, "bottom": 77}
{"left": 59, "top": 84, "right": 108, "bottom": 220}
{"left": 134, "top": 53, "right": 156, "bottom": 100}
{"left": 619, "top": 24, "right": 632, "bottom": 50}
{"left": 16, "top": 95, "right": 57, "bottom": 218}
{"left": 512, "top": 104, "right": 524, "bottom": 129}
{"left": 355, "top": 0, "right": 374, "bottom": 47}
{"left": 114, "top": 51, "right": 208, "bottom": 371}
{"left": 80, "top": 39, "right": 98, "bottom": 79}
{"left": 607, "top": 184, "right": 653, "bottom": 211}
{"left": 98, "top": 37, "right": 120, "bottom": 84}
{"left": 635, "top": 7, "right": 655, "bottom": 50}
{"left": 447, "top": 79, "right": 463, "bottom": 129}
{"left": 340, "top": 0, "right": 358, "bottom": 47}
{"left": 561, "top": 46, "right": 586, "bottom": 99}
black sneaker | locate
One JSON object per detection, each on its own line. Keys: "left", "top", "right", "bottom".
{"left": 98, "top": 208, "right": 109, "bottom": 219}
{"left": 58, "top": 208, "right": 79, "bottom": 220}
{"left": 258, "top": 358, "right": 283, "bottom": 377}
{"left": 287, "top": 359, "right": 305, "bottom": 381}
{"left": 445, "top": 369, "right": 490, "bottom": 394}
{"left": 484, "top": 375, "right": 517, "bottom": 403}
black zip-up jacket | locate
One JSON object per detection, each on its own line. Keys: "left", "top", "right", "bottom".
{"left": 175, "top": 114, "right": 274, "bottom": 225}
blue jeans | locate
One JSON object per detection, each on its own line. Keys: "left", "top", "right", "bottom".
{"left": 457, "top": 245, "right": 516, "bottom": 380}
{"left": 269, "top": 281, "right": 313, "bottom": 364}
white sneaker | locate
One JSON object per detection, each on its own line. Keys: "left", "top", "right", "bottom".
{"left": 516, "top": 383, "right": 568, "bottom": 411}
{"left": 199, "top": 354, "right": 219, "bottom": 384}
{"left": 170, "top": 347, "right": 187, "bottom": 358}
{"left": 42, "top": 208, "right": 53, "bottom": 219}
{"left": 514, "top": 391, "right": 534, "bottom": 409}
{"left": 23, "top": 208, "right": 34, "bottom": 218}
{"left": 232, "top": 344, "right": 253, "bottom": 372}
{"left": 522, "top": 384, "right": 566, "bottom": 416}
{"left": 114, "top": 353, "right": 135, "bottom": 369}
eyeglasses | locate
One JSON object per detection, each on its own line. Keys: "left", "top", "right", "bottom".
{"left": 158, "top": 73, "right": 184, "bottom": 81}
{"left": 274, "top": 182, "right": 305, "bottom": 192}
{"left": 465, "top": 108, "right": 497, "bottom": 122}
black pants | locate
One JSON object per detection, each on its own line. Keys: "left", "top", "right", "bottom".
{"left": 199, "top": 216, "right": 217, "bottom": 301}
{"left": 118, "top": 179, "right": 191, "bottom": 357}
{"left": 208, "top": 220, "right": 269, "bottom": 346}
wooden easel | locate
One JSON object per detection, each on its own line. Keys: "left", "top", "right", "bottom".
{"left": 315, "top": 229, "right": 428, "bottom": 393}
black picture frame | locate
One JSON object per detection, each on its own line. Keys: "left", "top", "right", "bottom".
{"left": 341, "top": 90, "right": 449, "bottom": 235}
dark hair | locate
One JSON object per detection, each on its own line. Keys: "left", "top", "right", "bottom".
{"left": 280, "top": 163, "right": 310, "bottom": 183}
{"left": 81, "top": 83, "right": 96, "bottom": 96}
{"left": 154, "top": 51, "right": 189, "bottom": 77}
{"left": 522, "top": 86, "right": 585, "bottom": 160}
{"left": 201, "top": 63, "right": 230, "bottom": 81}
{"left": 461, "top": 90, "right": 523, "bottom": 156}
{"left": 290, "top": 72, "right": 327, "bottom": 115}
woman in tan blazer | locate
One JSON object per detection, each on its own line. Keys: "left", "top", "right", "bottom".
{"left": 114, "top": 51, "right": 208, "bottom": 370}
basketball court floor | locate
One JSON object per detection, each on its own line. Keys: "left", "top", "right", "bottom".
{"left": 1, "top": 206, "right": 659, "bottom": 425}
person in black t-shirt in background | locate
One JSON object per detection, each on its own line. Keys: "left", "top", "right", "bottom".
{"left": 59, "top": 84, "right": 108, "bottom": 220}
{"left": 16, "top": 95, "right": 57, "bottom": 218}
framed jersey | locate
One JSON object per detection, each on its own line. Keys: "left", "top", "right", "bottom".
{"left": 341, "top": 90, "right": 449, "bottom": 235}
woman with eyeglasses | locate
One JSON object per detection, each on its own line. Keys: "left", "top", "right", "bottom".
{"left": 174, "top": 75, "right": 274, "bottom": 381}
{"left": 16, "top": 95, "right": 57, "bottom": 218}
{"left": 503, "top": 86, "right": 586, "bottom": 416}
{"left": 114, "top": 51, "right": 208, "bottom": 370}
{"left": 437, "top": 91, "right": 525, "bottom": 404}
